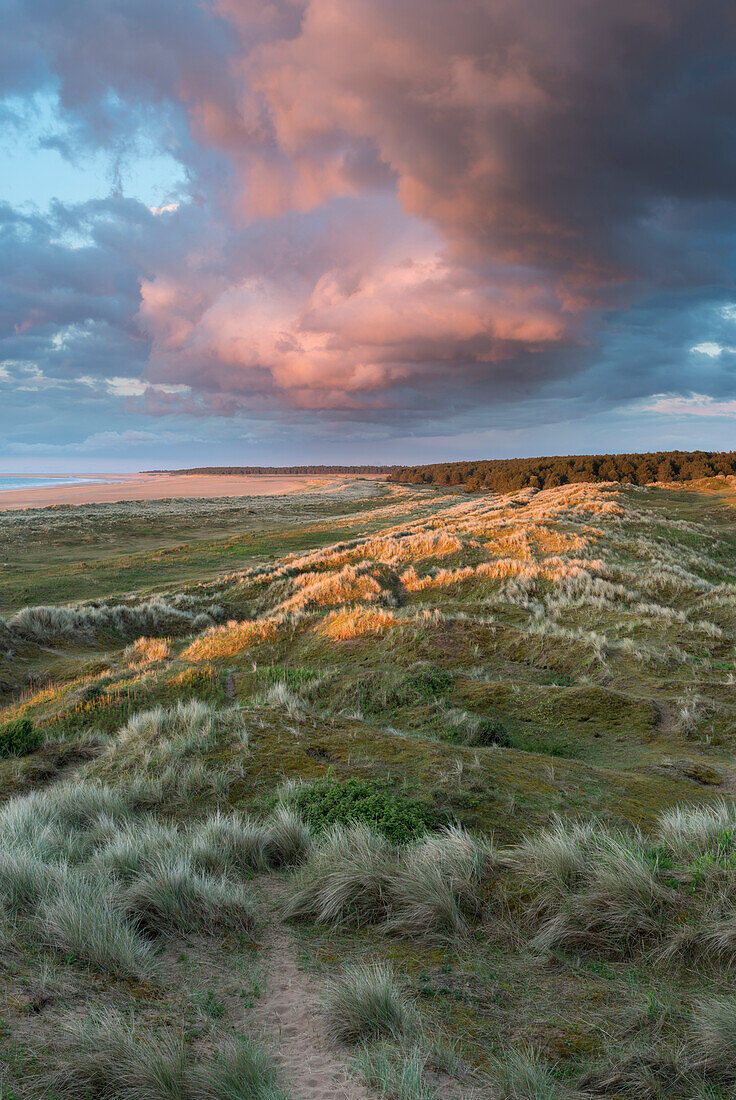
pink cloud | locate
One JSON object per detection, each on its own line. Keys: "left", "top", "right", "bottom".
{"left": 27, "top": 0, "right": 725, "bottom": 418}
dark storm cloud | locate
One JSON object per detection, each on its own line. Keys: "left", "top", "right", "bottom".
{"left": 1, "top": 0, "right": 736, "bottom": 442}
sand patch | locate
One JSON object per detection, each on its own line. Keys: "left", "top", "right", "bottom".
{"left": 253, "top": 886, "right": 376, "bottom": 1100}
{"left": 0, "top": 472, "right": 355, "bottom": 510}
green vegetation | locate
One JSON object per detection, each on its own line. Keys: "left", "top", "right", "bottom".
{"left": 4, "top": 473, "right": 736, "bottom": 1097}
{"left": 390, "top": 448, "right": 736, "bottom": 491}
{"left": 0, "top": 716, "right": 41, "bottom": 758}
{"left": 323, "top": 962, "right": 418, "bottom": 1043}
{"left": 286, "top": 777, "right": 437, "bottom": 842}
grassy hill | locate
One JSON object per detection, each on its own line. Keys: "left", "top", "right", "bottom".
{"left": 3, "top": 475, "right": 736, "bottom": 1097}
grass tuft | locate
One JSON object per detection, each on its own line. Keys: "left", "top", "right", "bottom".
{"left": 284, "top": 823, "right": 396, "bottom": 927}
{"left": 489, "top": 1044, "right": 562, "bottom": 1099}
{"left": 323, "top": 962, "right": 418, "bottom": 1045}
{"left": 122, "top": 855, "right": 257, "bottom": 937}
{"left": 48, "top": 1008, "right": 188, "bottom": 1099}
{"left": 39, "top": 874, "right": 158, "bottom": 980}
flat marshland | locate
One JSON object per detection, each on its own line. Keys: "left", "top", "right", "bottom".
{"left": 4, "top": 474, "right": 736, "bottom": 1097}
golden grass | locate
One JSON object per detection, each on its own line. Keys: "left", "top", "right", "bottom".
{"left": 279, "top": 564, "right": 385, "bottom": 612}
{"left": 315, "top": 607, "right": 398, "bottom": 641}
{"left": 123, "top": 636, "right": 171, "bottom": 667}
{"left": 182, "top": 617, "right": 281, "bottom": 661}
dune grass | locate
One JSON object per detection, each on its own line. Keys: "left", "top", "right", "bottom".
{"left": 6, "top": 479, "right": 736, "bottom": 1097}
{"left": 323, "top": 962, "right": 418, "bottom": 1044}
{"left": 49, "top": 1010, "right": 290, "bottom": 1100}
{"left": 122, "top": 855, "right": 256, "bottom": 937}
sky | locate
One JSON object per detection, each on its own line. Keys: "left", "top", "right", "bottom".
{"left": 2, "top": 0, "right": 736, "bottom": 471}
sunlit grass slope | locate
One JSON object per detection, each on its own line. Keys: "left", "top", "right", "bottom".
{"left": 3, "top": 475, "right": 736, "bottom": 1097}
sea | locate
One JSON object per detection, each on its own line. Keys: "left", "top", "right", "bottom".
{"left": 0, "top": 475, "right": 102, "bottom": 491}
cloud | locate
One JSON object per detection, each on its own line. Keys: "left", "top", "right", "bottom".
{"left": 642, "top": 393, "right": 736, "bottom": 418}
{"left": 691, "top": 342, "right": 736, "bottom": 358}
{"left": 2, "top": 0, "right": 736, "bottom": 453}
{"left": 77, "top": 374, "right": 190, "bottom": 397}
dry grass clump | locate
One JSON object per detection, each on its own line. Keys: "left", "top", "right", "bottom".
{"left": 188, "top": 1033, "right": 291, "bottom": 1100}
{"left": 122, "top": 855, "right": 256, "bottom": 936}
{"left": 353, "top": 1043, "right": 439, "bottom": 1100}
{"left": 284, "top": 805, "right": 736, "bottom": 965}
{"left": 49, "top": 1010, "right": 290, "bottom": 1100}
{"left": 92, "top": 699, "right": 249, "bottom": 782}
{"left": 323, "top": 962, "right": 418, "bottom": 1044}
{"left": 503, "top": 818, "right": 676, "bottom": 956}
{"left": 499, "top": 804, "right": 736, "bottom": 969}
{"left": 90, "top": 818, "right": 185, "bottom": 882}
{"left": 257, "top": 681, "right": 307, "bottom": 716}
{"left": 185, "top": 811, "right": 272, "bottom": 876}
{"left": 3, "top": 595, "right": 221, "bottom": 648}
{"left": 124, "top": 635, "right": 171, "bottom": 667}
{"left": 387, "top": 826, "right": 495, "bottom": 941}
{"left": 49, "top": 1008, "right": 188, "bottom": 1099}
{"left": 285, "top": 824, "right": 492, "bottom": 941}
{"left": 489, "top": 1044, "right": 563, "bottom": 1099}
{"left": 284, "top": 823, "right": 396, "bottom": 927}
{"left": 278, "top": 562, "right": 386, "bottom": 613}
{"left": 689, "top": 995, "right": 736, "bottom": 1080}
{"left": 39, "top": 873, "right": 158, "bottom": 980}
{"left": 186, "top": 806, "right": 312, "bottom": 876}
{"left": 262, "top": 804, "right": 314, "bottom": 867}
{"left": 315, "top": 607, "right": 398, "bottom": 640}
{"left": 182, "top": 616, "right": 281, "bottom": 661}
{"left": 0, "top": 779, "right": 301, "bottom": 982}
{"left": 0, "top": 849, "right": 68, "bottom": 914}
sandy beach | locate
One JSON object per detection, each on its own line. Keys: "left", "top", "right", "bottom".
{"left": 0, "top": 472, "right": 341, "bottom": 511}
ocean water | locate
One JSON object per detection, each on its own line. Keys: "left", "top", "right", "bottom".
{"left": 0, "top": 475, "right": 100, "bottom": 491}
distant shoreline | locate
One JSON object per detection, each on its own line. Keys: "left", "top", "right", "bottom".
{"left": 0, "top": 471, "right": 357, "bottom": 511}
{"left": 0, "top": 474, "right": 124, "bottom": 492}
{"left": 143, "top": 465, "right": 396, "bottom": 475}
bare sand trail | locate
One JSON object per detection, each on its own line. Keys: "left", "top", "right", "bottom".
{"left": 254, "top": 882, "right": 376, "bottom": 1100}
{"left": 0, "top": 472, "right": 346, "bottom": 510}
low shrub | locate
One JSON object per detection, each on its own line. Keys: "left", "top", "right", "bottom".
{"left": 287, "top": 778, "right": 437, "bottom": 844}
{"left": 0, "top": 716, "right": 42, "bottom": 758}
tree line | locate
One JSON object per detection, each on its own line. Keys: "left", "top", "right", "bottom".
{"left": 387, "top": 451, "right": 736, "bottom": 492}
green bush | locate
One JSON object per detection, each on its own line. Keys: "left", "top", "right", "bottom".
{"left": 0, "top": 717, "right": 42, "bottom": 758}
{"left": 470, "top": 717, "right": 512, "bottom": 748}
{"left": 289, "top": 778, "right": 437, "bottom": 844}
{"left": 442, "top": 712, "right": 512, "bottom": 748}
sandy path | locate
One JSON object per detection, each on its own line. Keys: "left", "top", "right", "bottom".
{"left": 0, "top": 472, "right": 341, "bottom": 510}
{"left": 253, "top": 891, "right": 375, "bottom": 1100}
